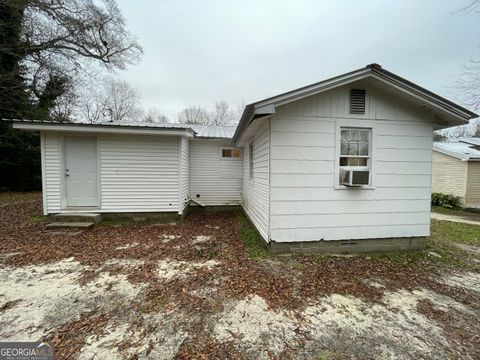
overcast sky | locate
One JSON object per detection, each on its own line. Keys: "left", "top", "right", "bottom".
{"left": 115, "top": 0, "right": 479, "bottom": 120}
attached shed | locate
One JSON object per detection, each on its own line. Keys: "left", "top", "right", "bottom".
{"left": 12, "top": 121, "right": 243, "bottom": 216}
{"left": 433, "top": 139, "right": 480, "bottom": 208}
{"left": 189, "top": 125, "right": 242, "bottom": 206}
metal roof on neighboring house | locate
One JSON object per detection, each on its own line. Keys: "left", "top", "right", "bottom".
{"left": 459, "top": 137, "right": 480, "bottom": 147}
{"left": 433, "top": 140, "right": 480, "bottom": 161}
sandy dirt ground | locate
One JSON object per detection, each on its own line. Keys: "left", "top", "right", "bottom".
{"left": 0, "top": 196, "right": 479, "bottom": 359}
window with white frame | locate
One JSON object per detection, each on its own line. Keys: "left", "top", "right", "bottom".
{"left": 249, "top": 142, "right": 254, "bottom": 181}
{"left": 340, "top": 128, "right": 371, "bottom": 168}
{"left": 221, "top": 148, "right": 242, "bottom": 159}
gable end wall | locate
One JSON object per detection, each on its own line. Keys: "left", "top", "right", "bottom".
{"left": 269, "top": 84, "right": 433, "bottom": 242}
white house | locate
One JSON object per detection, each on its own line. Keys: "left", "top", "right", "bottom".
{"left": 11, "top": 64, "right": 478, "bottom": 253}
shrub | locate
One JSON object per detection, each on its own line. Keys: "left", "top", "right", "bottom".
{"left": 431, "top": 193, "right": 459, "bottom": 209}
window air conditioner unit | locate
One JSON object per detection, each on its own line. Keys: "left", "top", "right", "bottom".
{"left": 340, "top": 169, "right": 370, "bottom": 187}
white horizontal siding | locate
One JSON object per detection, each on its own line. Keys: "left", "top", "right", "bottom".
{"left": 271, "top": 225, "right": 430, "bottom": 242}
{"left": 271, "top": 212, "right": 430, "bottom": 229}
{"left": 99, "top": 135, "right": 179, "bottom": 212}
{"left": 189, "top": 140, "right": 242, "bottom": 205}
{"left": 270, "top": 81, "right": 434, "bottom": 242}
{"left": 43, "top": 132, "right": 62, "bottom": 213}
{"left": 271, "top": 187, "right": 431, "bottom": 201}
{"left": 271, "top": 132, "right": 335, "bottom": 147}
{"left": 242, "top": 121, "right": 270, "bottom": 241}
{"left": 272, "top": 199, "right": 430, "bottom": 215}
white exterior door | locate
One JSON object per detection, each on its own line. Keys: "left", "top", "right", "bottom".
{"left": 64, "top": 136, "right": 99, "bottom": 207}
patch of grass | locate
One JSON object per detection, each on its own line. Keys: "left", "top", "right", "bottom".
{"left": 430, "top": 219, "right": 480, "bottom": 246}
{"left": 427, "top": 219, "right": 480, "bottom": 271}
{"left": 236, "top": 211, "right": 271, "bottom": 259}
{"left": 364, "top": 248, "right": 430, "bottom": 267}
{"left": 316, "top": 351, "right": 338, "bottom": 360}
{"left": 356, "top": 220, "right": 480, "bottom": 271}
{"left": 30, "top": 215, "right": 47, "bottom": 223}
{"left": 432, "top": 205, "right": 480, "bottom": 220}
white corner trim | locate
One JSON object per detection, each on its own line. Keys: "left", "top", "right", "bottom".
{"left": 40, "top": 132, "right": 47, "bottom": 215}
{"left": 178, "top": 137, "right": 183, "bottom": 215}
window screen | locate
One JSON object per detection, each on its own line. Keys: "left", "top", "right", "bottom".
{"left": 340, "top": 128, "right": 370, "bottom": 167}
{"left": 222, "top": 149, "right": 241, "bottom": 158}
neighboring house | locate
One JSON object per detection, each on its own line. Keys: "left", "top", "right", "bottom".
{"left": 433, "top": 139, "right": 480, "bottom": 208}
{"left": 11, "top": 64, "right": 478, "bottom": 253}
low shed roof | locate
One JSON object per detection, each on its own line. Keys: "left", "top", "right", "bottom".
{"left": 105, "top": 121, "right": 236, "bottom": 139}
{"left": 7, "top": 119, "right": 236, "bottom": 140}
{"left": 190, "top": 125, "right": 236, "bottom": 139}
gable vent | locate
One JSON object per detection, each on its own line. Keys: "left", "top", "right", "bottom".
{"left": 350, "top": 89, "right": 366, "bottom": 114}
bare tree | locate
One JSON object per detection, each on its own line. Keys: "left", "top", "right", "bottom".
{"left": 72, "top": 75, "right": 107, "bottom": 123}
{"left": 49, "top": 83, "right": 78, "bottom": 121}
{"left": 143, "top": 107, "right": 171, "bottom": 123}
{"left": 103, "top": 78, "right": 143, "bottom": 122}
{"left": 73, "top": 77, "right": 142, "bottom": 123}
{"left": 1, "top": 0, "right": 143, "bottom": 120}
{"left": 456, "top": 0, "right": 480, "bottom": 13}
{"left": 178, "top": 105, "right": 211, "bottom": 125}
{"left": 433, "top": 132, "right": 448, "bottom": 142}
{"left": 210, "top": 101, "right": 235, "bottom": 125}
{"left": 178, "top": 100, "right": 244, "bottom": 126}
{"left": 23, "top": 0, "right": 143, "bottom": 93}
{"left": 456, "top": 0, "right": 480, "bottom": 111}
{"left": 457, "top": 63, "right": 480, "bottom": 111}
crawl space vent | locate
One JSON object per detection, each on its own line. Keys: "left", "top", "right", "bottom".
{"left": 350, "top": 89, "right": 366, "bottom": 114}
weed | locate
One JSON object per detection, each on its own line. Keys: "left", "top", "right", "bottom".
{"left": 236, "top": 211, "right": 271, "bottom": 259}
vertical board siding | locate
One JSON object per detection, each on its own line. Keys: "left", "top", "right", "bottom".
{"left": 180, "top": 137, "right": 190, "bottom": 211}
{"left": 431, "top": 151, "right": 467, "bottom": 204}
{"left": 465, "top": 162, "right": 480, "bottom": 208}
{"left": 242, "top": 121, "right": 270, "bottom": 241}
{"left": 270, "top": 83, "right": 434, "bottom": 242}
{"left": 275, "top": 84, "right": 433, "bottom": 123}
{"left": 189, "top": 140, "right": 242, "bottom": 205}
{"left": 43, "top": 132, "right": 62, "bottom": 213}
{"left": 99, "top": 135, "right": 179, "bottom": 212}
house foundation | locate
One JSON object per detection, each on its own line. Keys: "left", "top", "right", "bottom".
{"left": 269, "top": 237, "right": 427, "bottom": 254}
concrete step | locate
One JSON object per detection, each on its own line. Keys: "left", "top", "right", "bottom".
{"left": 54, "top": 213, "right": 102, "bottom": 224}
{"left": 46, "top": 222, "right": 95, "bottom": 229}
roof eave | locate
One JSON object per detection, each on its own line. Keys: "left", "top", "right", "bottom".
{"left": 370, "top": 66, "right": 477, "bottom": 123}
{"left": 232, "top": 104, "right": 255, "bottom": 143}
{"left": 432, "top": 146, "right": 480, "bottom": 161}
{"left": 233, "top": 64, "right": 478, "bottom": 142}
{"left": 8, "top": 119, "right": 196, "bottom": 137}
